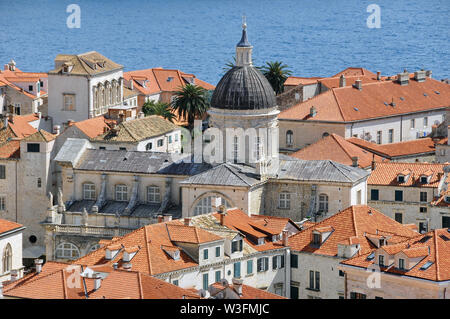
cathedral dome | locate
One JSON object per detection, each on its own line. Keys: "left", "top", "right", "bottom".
{"left": 210, "top": 22, "right": 276, "bottom": 111}
{"left": 211, "top": 66, "right": 277, "bottom": 110}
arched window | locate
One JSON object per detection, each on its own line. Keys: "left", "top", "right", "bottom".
{"left": 319, "top": 194, "right": 329, "bottom": 213}
{"left": 55, "top": 242, "right": 80, "bottom": 260}
{"left": 279, "top": 192, "right": 291, "bottom": 209}
{"left": 83, "top": 182, "right": 96, "bottom": 200}
{"left": 232, "top": 136, "right": 239, "bottom": 162}
{"left": 147, "top": 186, "right": 161, "bottom": 203}
{"left": 193, "top": 196, "right": 231, "bottom": 216}
{"left": 116, "top": 84, "right": 121, "bottom": 103}
{"left": 146, "top": 142, "right": 153, "bottom": 151}
{"left": 2, "top": 243, "right": 12, "bottom": 273}
{"left": 286, "top": 130, "right": 293, "bottom": 145}
{"left": 254, "top": 136, "right": 262, "bottom": 161}
{"left": 115, "top": 184, "right": 128, "bottom": 201}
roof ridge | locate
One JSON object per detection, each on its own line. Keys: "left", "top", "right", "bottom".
{"left": 280, "top": 89, "right": 334, "bottom": 115}
{"left": 144, "top": 225, "right": 153, "bottom": 275}
{"left": 351, "top": 206, "right": 359, "bottom": 237}
{"left": 152, "top": 69, "right": 163, "bottom": 92}
{"left": 224, "top": 164, "right": 252, "bottom": 186}
{"left": 328, "top": 160, "right": 353, "bottom": 182}
{"left": 61, "top": 269, "right": 68, "bottom": 299}
{"left": 433, "top": 229, "right": 440, "bottom": 281}
{"left": 137, "top": 271, "right": 144, "bottom": 299}
{"left": 331, "top": 88, "right": 346, "bottom": 121}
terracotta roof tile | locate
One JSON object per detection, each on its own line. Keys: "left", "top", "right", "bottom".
{"left": 291, "top": 133, "right": 387, "bottom": 168}
{"left": 289, "top": 205, "right": 418, "bottom": 256}
{"left": 280, "top": 76, "right": 450, "bottom": 122}
{"left": 73, "top": 116, "right": 116, "bottom": 139}
{"left": 0, "top": 218, "right": 23, "bottom": 234}
{"left": 368, "top": 162, "right": 445, "bottom": 188}
{"left": 342, "top": 229, "right": 450, "bottom": 282}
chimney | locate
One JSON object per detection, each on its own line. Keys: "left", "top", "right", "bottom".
{"left": 10, "top": 269, "right": 19, "bottom": 282}
{"left": 426, "top": 70, "right": 432, "bottom": 78}
{"left": 282, "top": 230, "right": 289, "bottom": 247}
{"left": 353, "top": 79, "right": 362, "bottom": 90}
{"left": 157, "top": 215, "right": 163, "bottom": 223}
{"left": 371, "top": 160, "right": 376, "bottom": 171}
{"left": 232, "top": 278, "right": 243, "bottom": 296}
{"left": 351, "top": 156, "right": 359, "bottom": 167}
{"left": 35, "top": 259, "right": 44, "bottom": 274}
{"left": 93, "top": 273, "right": 102, "bottom": 291}
{"left": 219, "top": 211, "right": 226, "bottom": 226}
{"left": 67, "top": 119, "right": 75, "bottom": 127}
{"left": 339, "top": 75, "right": 346, "bottom": 87}
{"left": 123, "top": 262, "right": 132, "bottom": 271}
{"left": 113, "top": 262, "right": 118, "bottom": 270}
{"left": 309, "top": 106, "right": 317, "bottom": 117}
{"left": 184, "top": 218, "right": 191, "bottom": 226}
{"left": 8, "top": 114, "right": 13, "bottom": 124}
{"left": 163, "top": 215, "right": 172, "bottom": 222}
{"left": 397, "top": 70, "right": 409, "bottom": 85}
{"left": 376, "top": 71, "right": 381, "bottom": 81}
{"left": 414, "top": 70, "right": 426, "bottom": 82}
{"left": 53, "top": 125, "right": 61, "bottom": 135}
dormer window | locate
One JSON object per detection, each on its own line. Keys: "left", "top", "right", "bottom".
{"left": 231, "top": 239, "right": 243, "bottom": 253}
{"left": 167, "top": 77, "right": 174, "bottom": 82}
{"left": 105, "top": 244, "right": 121, "bottom": 260}
{"left": 257, "top": 238, "right": 265, "bottom": 246}
{"left": 445, "top": 196, "right": 450, "bottom": 203}
{"left": 398, "top": 258, "right": 405, "bottom": 270}
{"left": 420, "top": 176, "right": 428, "bottom": 184}
{"left": 397, "top": 175, "right": 405, "bottom": 183}
{"left": 313, "top": 233, "right": 321, "bottom": 245}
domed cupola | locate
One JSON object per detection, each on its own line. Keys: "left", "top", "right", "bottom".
{"left": 210, "top": 22, "right": 276, "bottom": 110}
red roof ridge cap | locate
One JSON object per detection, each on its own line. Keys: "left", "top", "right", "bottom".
{"left": 144, "top": 225, "right": 153, "bottom": 275}
{"left": 331, "top": 88, "right": 346, "bottom": 121}
{"left": 137, "top": 271, "right": 144, "bottom": 299}
{"left": 433, "top": 229, "right": 440, "bottom": 281}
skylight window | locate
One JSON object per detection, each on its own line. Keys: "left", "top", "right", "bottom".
{"left": 399, "top": 97, "right": 405, "bottom": 101}
{"left": 434, "top": 91, "right": 440, "bottom": 95}
{"left": 383, "top": 102, "right": 388, "bottom": 106}
{"left": 353, "top": 107, "right": 359, "bottom": 111}
{"left": 419, "top": 261, "right": 433, "bottom": 271}
{"left": 367, "top": 252, "right": 375, "bottom": 260}
{"left": 423, "top": 93, "right": 428, "bottom": 97}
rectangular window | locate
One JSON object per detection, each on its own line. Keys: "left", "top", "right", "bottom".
{"left": 350, "top": 292, "right": 367, "bottom": 299}
{"left": 27, "top": 143, "right": 40, "bottom": 153}
{"left": 215, "top": 271, "right": 221, "bottom": 283}
{"left": 410, "top": 118, "right": 415, "bottom": 129}
{"left": 339, "top": 270, "right": 345, "bottom": 277}
{"left": 215, "top": 246, "right": 220, "bottom": 257}
{"left": 291, "top": 254, "right": 298, "bottom": 268}
{"left": 420, "top": 192, "right": 427, "bottom": 202}
{"left": 29, "top": 85, "right": 33, "bottom": 92}
{"left": 231, "top": 239, "right": 243, "bottom": 253}
{"left": 0, "top": 196, "right": 5, "bottom": 211}
{"left": 376, "top": 131, "right": 382, "bottom": 144}
{"left": 173, "top": 280, "right": 179, "bottom": 286}
{"left": 309, "top": 270, "right": 320, "bottom": 290}
{"left": 279, "top": 192, "right": 290, "bottom": 209}
{"left": 203, "top": 249, "right": 208, "bottom": 260}
{"left": 202, "top": 273, "right": 209, "bottom": 290}
{"left": 175, "top": 134, "right": 179, "bottom": 142}
{"left": 234, "top": 262, "right": 241, "bottom": 278}
{"left": 290, "top": 286, "right": 299, "bottom": 299}
{"left": 257, "top": 257, "right": 268, "bottom": 272}
{"left": 157, "top": 139, "right": 163, "bottom": 147}
{"left": 394, "top": 213, "right": 403, "bottom": 224}
{"left": 388, "top": 129, "right": 394, "bottom": 143}
{"left": 313, "top": 233, "right": 321, "bottom": 245}
{"left": 247, "top": 260, "right": 253, "bottom": 274}
{"left": 419, "top": 206, "right": 427, "bottom": 213}
{"left": 379, "top": 255, "right": 385, "bottom": 266}
{"left": 419, "top": 222, "right": 428, "bottom": 233}
{"left": 370, "top": 189, "right": 379, "bottom": 201}
{"left": 272, "top": 256, "right": 278, "bottom": 270}
{"left": 0, "top": 165, "right": 5, "bottom": 179}
{"left": 424, "top": 117, "right": 428, "bottom": 127}
{"left": 399, "top": 258, "right": 405, "bottom": 270}
{"left": 63, "top": 94, "right": 75, "bottom": 111}
{"left": 395, "top": 190, "right": 403, "bottom": 202}
{"left": 168, "top": 135, "right": 172, "bottom": 144}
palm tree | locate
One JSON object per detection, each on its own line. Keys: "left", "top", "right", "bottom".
{"left": 171, "top": 84, "right": 209, "bottom": 129}
{"left": 142, "top": 100, "right": 175, "bottom": 122}
{"left": 222, "top": 56, "right": 236, "bottom": 73}
{"left": 260, "top": 61, "right": 292, "bottom": 95}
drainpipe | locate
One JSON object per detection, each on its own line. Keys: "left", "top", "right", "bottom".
{"left": 15, "top": 160, "right": 18, "bottom": 222}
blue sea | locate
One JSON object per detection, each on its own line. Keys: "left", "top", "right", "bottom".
{"left": 1, "top": 0, "right": 449, "bottom": 84}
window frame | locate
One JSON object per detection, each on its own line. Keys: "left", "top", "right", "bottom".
{"left": 115, "top": 184, "right": 128, "bottom": 202}
{"left": 83, "top": 182, "right": 96, "bottom": 200}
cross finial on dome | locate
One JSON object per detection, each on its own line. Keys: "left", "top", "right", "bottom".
{"left": 237, "top": 16, "right": 251, "bottom": 48}
{"left": 242, "top": 15, "right": 247, "bottom": 29}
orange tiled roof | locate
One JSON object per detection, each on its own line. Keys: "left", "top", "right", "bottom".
{"left": 75, "top": 220, "right": 220, "bottom": 275}
{"left": 212, "top": 209, "right": 286, "bottom": 252}
{"left": 210, "top": 282, "right": 286, "bottom": 299}
{"left": 124, "top": 68, "right": 214, "bottom": 96}
{"left": 347, "top": 137, "right": 436, "bottom": 158}
{"left": 3, "top": 262, "right": 199, "bottom": 299}
{"left": 341, "top": 229, "right": 450, "bottom": 282}
{"left": 0, "top": 140, "right": 20, "bottom": 159}
{"left": 0, "top": 218, "right": 23, "bottom": 234}
{"left": 250, "top": 214, "right": 301, "bottom": 234}
{"left": 291, "top": 133, "right": 387, "bottom": 168}
{"left": 279, "top": 76, "right": 450, "bottom": 122}
{"left": 73, "top": 116, "right": 117, "bottom": 139}
{"left": 0, "top": 69, "right": 47, "bottom": 99}
{"left": 368, "top": 162, "right": 445, "bottom": 188}
{"left": 288, "top": 205, "right": 418, "bottom": 257}
{"left": 0, "top": 114, "right": 39, "bottom": 140}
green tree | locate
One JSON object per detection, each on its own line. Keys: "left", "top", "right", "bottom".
{"left": 142, "top": 100, "right": 175, "bottom": 122}
{"left": 222, "top": 56, "right": 236, "bottom": 73}
{"left": 171, "top": 84, "right": 209, "bottom": 129}
{"left": 260, "top": 61, "right": 292, "bottom": 95}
